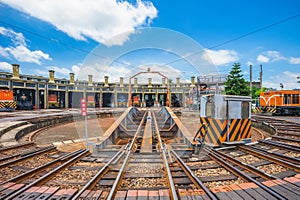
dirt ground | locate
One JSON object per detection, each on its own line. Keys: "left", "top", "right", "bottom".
{"left": 33, "top": 117, "right": 116, "bottom": 145}
{"left": 23, "top": 110, "right": 264, "bottom": 152}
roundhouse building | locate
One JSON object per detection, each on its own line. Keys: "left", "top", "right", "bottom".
{"left": 0, "top": 64, "right": 228, "bottom": 109}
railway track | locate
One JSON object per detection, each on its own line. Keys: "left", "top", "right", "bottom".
{"left": 0, "top": 110, "right": 299, "bottom": 199}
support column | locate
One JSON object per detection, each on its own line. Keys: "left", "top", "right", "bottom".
{"left": 100, "top": 91, "right": 103, "bottom": 108}
{"left": 250, "top": 64, "right": 252, "bottom": 96}
{"left": 155, "top": 91, "right": 158, "bottom": 107}
{"left": 35, "top": 84, "right": 39, "bottom": 109}
{"left": 142, "top": 92, "right": 145, "bottom": 107}
{"left": 65, "top": 91, "right": 69, "bottom": 109}
{"left": 114, "top": 91, "right": 118, "bottom": 108}
{"left": 83, "top": 87, "right": 87, "bottom": 99}
{"left": 45, "top": 85, "right": 48, "bottom": 109}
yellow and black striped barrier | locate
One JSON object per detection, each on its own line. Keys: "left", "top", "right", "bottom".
{"left": 255, "top": 106, "right": 262, "bottom": 113}
{"left": 48, "top": 102, "right": 59, "bottom": 108}
{"left": 256, "top": 106, "right": 276, "bottom": 115}
{"left": 199, "top": 117, "right": 252, "bottom": 146}
{"left": 267, "top": 106, "right": 276, "bottom": 113}
{"left": 0, "top": 101, "right": 17, "bottom": 111}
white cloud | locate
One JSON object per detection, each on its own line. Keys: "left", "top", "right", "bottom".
{"left": 47, "top": 66, "right": 71, "bottom": 76}
{"left": 256, "top": 54, "right": 270, "bottom": 63}
{"left": 71, "top": 65, "right": 81, "bottom": 79}
{"left": 1, "top": 0, "right": 158, "bottom": 46}
{"left": 34, "top": 64, "right": 81, "bottom": 78}
{"left": 246, "top": 61, "right": 253, "bottom": 66}
{"left": 0, "top": 62, "right": 12, "bottom": 72}
{"left": 256, "top": 50, "right": 286, "bottom": 63}
{"left": 264, "top": 71, "right": 300, "bottom": 89}
{"left": 289, "top": 57, "right": 300, "bottom": 64}
{"left": 266, "top": 51, "right": 286, "bottom": 62}
{"left": 0, "top": 46, "right": 10, "bottom": 58}
{"left": 6, "top": 46, "right": 51, "bottom": 65}
{"left": 202, "top": 49, "right": 239, "bottom": 66}
{"left": 0, "top": 26, "right": 51, "bottom": 64}
{"left": 0, "top": 26, "right": 26, "bottom": 46}
{"left": 34, "top": 69, "right": 48, "bottom": 76}
{"left": 77, "top": 62, "right": 183, "bottom": 84}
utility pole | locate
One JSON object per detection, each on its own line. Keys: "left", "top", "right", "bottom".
{"left": 250, "top": 64, "right": 252, "bottom": 96}
{"left": 259, "top": 64, "right": 263, "bottom": 89}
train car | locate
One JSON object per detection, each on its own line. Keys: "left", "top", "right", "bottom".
{"left": 117, "top": 94, "right": 127, "bottom": 107}
{"left": 0, "top": 89, "right": 16, "bottom": 111}
{"left": 87, "top": 95, "right": 95, "bottom": 108}
{"left": 48, "top": 93, "right": 59, "bottom": 108}
{"left": 259, "top": 90, "right": 300, "bottom": 116}
{"left": 132, "top": 95, "right": 141, "bottom": 107}
{"left": 196, "top": 94, "right": 252, "bottom": 146}
{"left": 16, "top": 93, "right": 34, "bottom": 110}
{"left": 14, "top": 89, "right": 34, "bottom": 110}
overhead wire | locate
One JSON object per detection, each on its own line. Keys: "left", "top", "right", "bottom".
{"left": 162, "top": 13, "right": 300, "bottom": 67}
{"left": 0, "top": 19, "right": 136, "bottom": 68}
{"left": 0, "top": 12, "right": 300, "bottom": 69}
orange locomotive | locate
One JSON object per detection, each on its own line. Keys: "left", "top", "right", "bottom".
{"left": 0, "top": 89, "right": 16, "bottom": 111}
{"left": 259, "top": 90, "right": 300, "bottom": 115}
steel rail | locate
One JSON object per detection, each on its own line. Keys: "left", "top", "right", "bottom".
{"left": 0, "top": 145, "right": 56, "bottom": 168}
{"left": 210, "top": 149, "right": 277, "bottom": 180}
{"left": 247, "top": 145, "right": 300, "bottom": 165}
{"left": 165, "top": 144, "right": 173, "bottom": 163}
{"left": 171, "top": 149, "right": 218, "bottom": 200}
{"left": 277, "top": 132, "right": 300, "bottom": 137}
{"left": 216, "top": 146, "right": 300, "bottom": 198}
{"left": 152, "top": 111, "right": 178, "bottom": 200}
{"left": 272, "top": 135, "right": 300, "bottom": 143}
{"left": 205, "top": 149, "right": 286, "bottom": 200}
{"left": 0, "top": 149, "right": 85, "bottom": 185}
{"left": 106, "top": 111, "right": 147, "bottom": 200}
{"left": 0, "top": 144, "right": 56, "bottom": 163}
{"left": 259, "top": 139, "right": 300, "bottom": 152}
{"left": 239, "top": 145, "right": 300, "bottom": 172}
{"left": 72, "top": 149, "right": 124, "bottom": 199}
{"left": 5, "top": 149, "right": 90, "bottom": 200}
{"left": 0, "top": 141, "right": 34, "bottom": 152}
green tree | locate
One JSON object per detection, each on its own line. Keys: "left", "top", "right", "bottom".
{"left": 224, "top": 63, "right": 250, "bottom": 96}
{"left": 252, "top": 86, "right": 266, "bottom": 99}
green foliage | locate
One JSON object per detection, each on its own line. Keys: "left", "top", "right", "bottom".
{"left": 224, "top": 63, "right": 250, "bottom": 96}
{"left": 252, "top": 86, "right": 266, "bottom": 99}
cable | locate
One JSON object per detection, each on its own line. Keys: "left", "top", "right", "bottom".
{"left": 208, "top": 13, "right": 300, "bottom": 49}
{"left": 162, "top": 13, "right": 300, "bottom": 67}
{"left": 0, "top": 19, "right": 136, "bottom": 68}
{"left": 1, "top": 12, "right": 300, "bottom": 70}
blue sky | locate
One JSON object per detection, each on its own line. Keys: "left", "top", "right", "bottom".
{"left": 0, "top": 0, "right": 299, "bottom": 89}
